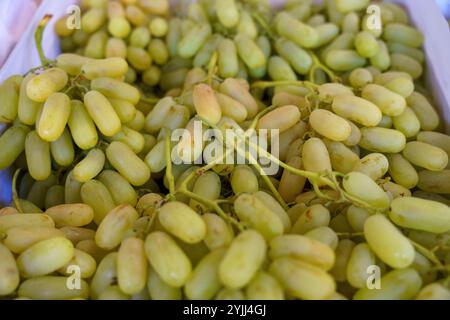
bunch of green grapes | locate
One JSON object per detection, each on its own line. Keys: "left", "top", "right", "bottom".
{"left": 1, "top": 0, "right": 450, "bottom": 300}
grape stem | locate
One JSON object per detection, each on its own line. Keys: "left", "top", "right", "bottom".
{"left": 164, "top": 129, "right": 176, "bottom": 200}
{"left": 12, "top": 169, "right": 22, "bottom": 213}
{"left": 410, "top": 239, "right": 444, "bottom": 268}
{"left": 35, "top": 15, "right": 53, "bottom": 66}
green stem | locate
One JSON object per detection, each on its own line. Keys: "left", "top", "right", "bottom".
{"left": 35, "top": 15, "right": 52, "bottom": 65}
{"left": 410, "top": 239, "right": 444, "bottom": 268}
{"left": 251, "top": 11, "right": 276, "bottom": 40}
{"left": 206, "top": 52, "right": 218, "bottom": 85}
{"left": 12, "top": 169, "right": 22, "bottom": 213}
{"left": 246, "top": 105, "right": 277, "bottom": 132}
{"left": 308, "top": 50, "right": 339, "bottom": 83}
{"left": 164, "top": 129, "right": 176, "bottom": 200}
{"left": 140, "top": 96, "right": 160, "bottom": 104}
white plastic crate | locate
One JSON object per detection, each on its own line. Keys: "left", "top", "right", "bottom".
{"left": 1, "top": 0, "right": 450, "bottom": 206}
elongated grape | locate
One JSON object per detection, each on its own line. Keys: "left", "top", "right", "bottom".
{"left": 402, "top": 141, "right": 448, "bottom": 171}
{"left": 0, "top": 125, "right": 29, "bottom": 170}
{"left": 332, "top": 95, "right": 382, "bottom": 127}
{"left": 359, "top": 127, "right": 406, "bottom": 153}
{"left": 25, "top": 131, "right": 51, "bottom": 181}
{"left": 276, "top": 12, "right": 319, "bottom": 48}
{"left": 26, "top": 68, "right": 68, "bottom": 103}
{"left": 80, "top": 180, "right": 115, "bottom": 225}
{"left": 343, "top": 172, "right": 390, "bottom": 209}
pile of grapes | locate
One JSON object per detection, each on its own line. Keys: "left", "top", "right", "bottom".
{"left": 0, "top": 0, "right": 450, "bottom": 300}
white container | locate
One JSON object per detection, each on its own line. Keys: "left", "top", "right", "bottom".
{"left": 1, "top": 0, "right": 450, "bottom": 206}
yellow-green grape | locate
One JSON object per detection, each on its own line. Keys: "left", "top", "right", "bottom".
{"left": 73, "top": 148, "right": 105, "bottom": 183}
{"left": 64, "top": 171, "right": 82, "bottom": 204}
{"left": 139, "top": 0, "right": 169, "bottom": 15}
{"left": 332, "top": 95, "right": 382, "bottom": 127}
{"left": 383, "top": 23, "right": 423, "bottom": 48}
{"left": 269, "top": 234, "right": 335, "bottom": 271}
{"left": 349, "top": 68, "right": 373, "bottom": 88}
{"left": 44, "top": 185, "right": 65, "bottom": 209}
{"left": 144, "top": 231, "right": 192, "bottom": 288}
{"left": 362, "top": 84, "right": 406, "bottom": 116}
{"left": 0, "top": 75, "right": 20, "bottom": 123}
{"left": 219, "top": 78, "right": 258, "bottom": 119}
{"left": 125, "top": 111, "right": 145, "bottom": 134}
{"left": 325, "top": 50, "right": 366, "bottom": 72}
{"left": 217, "top": 39, "right": 239, "bottom": 79}
{"left": 109, "top": 126, "right": 145, "bottom": 153}
{"left": 341, "top": 12, "right": 360, "bottom": 33}
{"left": 418, "top": 169, "right": 450, "bottom": 194}
{"left": 129, "top": 27, "right": 150, "bottom": 48}
{"left": 0, "top": 243, "right": 20, "bottom": 295}
{"left": 127, "top": 47, "right": 152, "bottom": 71}
{"left": 375, "top": 73, "right": 414, "bottom": 98}
{"left": 388, "top": 42, "right": 425, "bottom": 64}
{"left": 17, "top": 237, "right": 74, "bottom": 278}
{"left": 392, "top": 107, "right": 420, "bottom": 138}
{"left": 215, "top": 0, "right": 239, "bottom": 28}
{"left": 403, "top": 141, "right": 448, "bottom": 171}
{"left": 72, "top": 29, "right": 89, "bottom": 47}
{"left": 234, "top": 34, "right": 267, "bottom": 70}
{"left": 219, "top": 230, "right": 266, "bottom": 289}
{"left": 3, "top": 225, "right": 63, "bottom": 255}
{"left": 26, "top": 68, "right": 68, "bottom": 103}
{"left": 149, "top": 17, "right": 168, "bottom": 37}
{"left": 18, "top": 276, "right": 89, "bottom": 300}
{"left": 230, "top": 165, "right": 258, "bottom": 194}
{"left": 275, "top": 38, "right": 312, "bottom": 75}
{"left": 90, "top": 251, "right": 118, "bottom": 298}
{"left": 95, "top": 204, "right": 138, "bottom": 250}
{"left": 189, "top": 171, "right": 221, "bottom": 213}
{"left": 268, "top": 56, "right": 297, "bottom": 81}
{"left": 0, "top": 214, "right": 54, "bottom": 234}
{"left": 117, "top": 237, "right": 147, "bottom": 295}
{"left": 215, "top": 288, "right": 245, "bottom": 300}
{"left": 81, "top": 57, "right": 128, "bottom": 80}
{"left": 202, "top": 214, "right": 234, "bottom": 251}
{"left": 353, "top": 153, "right": 389, "bottom": 180}
{"left": 354, "top": 268, "right": 422, "bottom": 300}
{"left": 58, "top": 248, "right": 96, "bottom": 279}
{"left": 377, "top": 115, "right": 393, "bottom": 128}
{"left": 192, "top": 83, "right": 222, "bottom": 125}
{"left": 302, "top": 137, "right": 332, "bottom": 177}
{"left": 50, "top": 128, "right": 74, "bottom": 167}
{"left": 320, "top": 32, "right": 355, "bottom": 62}
{"left": 108, "top": 17, "right": 131, "bottom": 38}
{"left": 277, "top": 121, "right": 307, "bottom": 161}
{"left": 187, "top": 1, "right": 208, "bottom": 22}
{"left": 370, "top": 41, "right": 391, "bottom": 71}
{"left": 98, "top": 170, "right": 137, "bottom": 206}
{"left": 183, "top": 67, "right": 206, "bottom": 90}
{"left": 343, "top": 172, "right": 390, "bottom": 209}
{"left": 390, "top": 53, "right": 423, "bottom": 79}
{"left": 318, "top": 83, "right": 354, "bottom": 101}
{"left": 158, "top": 201, "right": 206, "bottom": 244}
{"left": 166, "top": 18, "right": 182, "bottom": 58}
{"left": 346, "top": 243, "right": 377, "bottom": 289}
{"left": 105, "top": 37, "right": 127, "bottom": 58}
{"left": 276, "top": 12, "right": 319, "bottom": 48}
{"left": 325, "top": 140, "right": 359, "bottom": 173}
{"left": 329, "top": 239, "right": 355, "bottom": 282}
{"left": 309, "top": 109, "right": 351, "bottom": 141}
{"left": 237, "top": 9, "right": 257, "bottom": 38}
{"left": 84, "top": 30, "right": 108, "bottom": 59}
{"left": 193, "top": 34, "right": 222, "bottom": 68}
{"left": 315, "top": 23, "right": 340, "bottom": 47}
{"left": 147, "top": 267, "right": 181, "bottom": 300}
{"left": 54, "top": 15, "right": 74, "bottom": 37}
{"left": 0, "top": 125, "right": 29, "bottom": 170}
{"left": 407, "top": 92, "right": 440, "bottom": 131}
{"left": 162, "top": 104, "right": 190, "bottom": 131}
{"left": 389, "top": 197, "right": 450, "bottom": 234}
{"left": 359, "top": 127, "right": 406, "bottom": 153}
{"left": 56, "top": 54, "right": 91, "bottom": 76}
{"left": 144, "top": 140, "right": 166, "bottom": 173}
{"left": 278, "top": 156, "right": 307, "bottom": 203}
{"left": 336, "top": 0, "right": 370, "bottom": 13}
{"left": 215, "top": 92, "right": 248, "bottom": 123}
{"left": 382, "top": 181, "right": 412, "bottom": 200}
{"left": 148, "top": 39, "right": 169, "bottom": 65}
{"left": 177, "top": 23, "right": 212, "bottom": 59}
{"left": 346, "top": 205, "right": 370, "bottom": 232}
{"left": 364, "top": 214, "right": 415, "bottom": 269}
{"left": 45, "top": 204, "right": 94, "bottom": 227}
{"left": 25, "top": 131, "right": 51, "bottom": 181}
{"left": 386, "top": 153, "right": 418, "bottom": 189}
{"left": 270, "top": 256, "right": 335, "bottom": 300}
{"left": 81, "top": 7, "right": 106, "bottom": 33}
{"left": 67, "top": 100, "right": 98, "bottom": 150}
{"left": 291, "top": 204, "right": 331, "bottom": 235}
{"left": 37, "top": 92, "right": 71, "bottom": 142}
{"left": 92, "top": 77, "right": 140, "bottom": 104}
{"left": 84, "top": 90, "right": 121, "bottom": 136}
{"left": 246, "top": 271, "right": 284, "bottom": 300}
{"left": 80, "top": 179, "right": 116, "bottom": 225}
{"left": 184, "top": 248, "right": 226, "bottom": 300}
{"left": 26, "top": 175, "right": 56, "bottom": 209}
{"left": 354, "top": 31, "right": 380, "bottom": 58}
{"left": 142, "top": 66, "right": 161, "bottom": 86}
{"left": 416, "top": 283, "right": 450, "bottom": 300}
{"left": 257, "top": 105, "right": 301, "bottom": 133}
{"left": 417, "top": 131, "right": 450, "bottom": 158}
{"left": 108, "top": 98, "right": 137, "bottom": 124}
{"left": 106, "top": 141, "right": 150, "bottom": 186}
{"left": 253, "top": 191, "right": 291, "bottom": 232}
{"left": 234, "top": 193, "right": 284, "bottom": 241}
